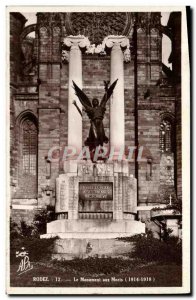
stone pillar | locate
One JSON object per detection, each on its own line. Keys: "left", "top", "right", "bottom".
{"left": 105, "top": 37, "right": 130, "bottom": 153}
{"left": 64, "top": 36, "right": 90, "bottom": 153}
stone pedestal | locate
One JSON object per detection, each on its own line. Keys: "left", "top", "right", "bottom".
{"left": 50, "top": 237, "right": 135, "bottom": 260}
{"left": 42, "top": 219, "right": 145, "bottom": 239}
{"left": 41, "top": 160, "right": 145, "bottom": 258}
{"left": 55, "top": 160, "right": 138, "bottom": 220}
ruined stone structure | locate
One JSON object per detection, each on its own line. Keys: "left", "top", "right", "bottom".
{"left": 10, "top": 12, "right": 181, "bottom": 240}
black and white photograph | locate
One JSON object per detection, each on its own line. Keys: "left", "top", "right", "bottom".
{"left": 6, "top": 6, "right": 190, "bottom": 295}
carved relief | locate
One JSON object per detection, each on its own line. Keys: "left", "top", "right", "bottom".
{"left": 78, "top": 163, "right": 93, "bottom": 176}
{"left": 60, "top": 180, "right": 66, "bottom": 210}
{"left": 136, "top": 12, "right": 161, "bottom": 33}
{"left": 67, "top": 12, "right": 132, "bottom": 45}
{"left": 81, "top": 165, "right": 91, "bottom": 175}
{"left": 76, "top": 35, "right": 131, "bottom": 62}
{"left": 62, "top": 35, "right": 90, "bottom": 62}
{"left": 104, "top": 36, "right": 131, "bottom": 62}
{"left": 96, "top": 163, "right": 113, "bottom": 176}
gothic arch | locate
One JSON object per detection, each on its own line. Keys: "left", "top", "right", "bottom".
{"left": 160, "top": 112, "right": 175, "bottom": 123}
{"left": 20, "top": 24, "right": 37, "bottom": 41}
{"left": 159, "top": 112, "right": 175, "bottom": 153}
{"left": 14, "top": 110, "right": 38, "bottom": 198}
{"left": 16, "top": 110, "right": 38, "bottom": 128}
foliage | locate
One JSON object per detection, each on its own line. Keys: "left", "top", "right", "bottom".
{"left": 10, "top": 206, "right": 55, "bottom": 239}
{"left": 10, "top": 207, "right": 56, "bottom": 264}
{"left": 118, "top": 232, "right": 182, "bottom": 265}
{"left": 33, "top": 205, "right": 55, "bottom": 236}
{"left": 160, "top": 225, "right": 173, "bottom": 242}
{"left": 10, "top": 218, "right": 33, "bottom": 239}
{"left": 19, "top": 220, "right": 34, "bottom": 238}
{"left": 172, "top": 200, "right": 182, "bottom": 214}
{"left": 10, "top": 236, "right": 57, "bottom": 264}
{"left": 52, "top": 257, "right": 139, "bottom": 275}
{"left": 10, "top": 219, "right": 20, "bottom": 240}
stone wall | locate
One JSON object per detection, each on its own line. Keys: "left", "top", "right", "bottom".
{"left": 37, "top": 14, "right": 62, "bottom": 206}
{"left": 10, "top": 12, "right": 181, "bottom": 224}
{"left": 10, "top": 13, "right": 39, "bottom": 201}
{"left": 10, "top": 13, "right": 27, "bottom": 83}
{"left": 11, "top": 208, "right": 37, "bottom": 225}
{"left": 135, "top": 14, "right": 176, "bottom": 206}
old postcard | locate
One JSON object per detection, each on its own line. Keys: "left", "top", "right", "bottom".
{"left": 7, "top": 6, "right": 190, "bottom": 294}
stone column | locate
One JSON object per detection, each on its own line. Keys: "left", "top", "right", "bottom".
{"left": 105, "top": 37, "right": 130, "bottom": 153}
{"left": 64, "top": 36, "right": 90, "bottom": 153}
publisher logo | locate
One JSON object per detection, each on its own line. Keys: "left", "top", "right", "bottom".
{"left": 16, "top": 247, "right": 33, "bottom": 276}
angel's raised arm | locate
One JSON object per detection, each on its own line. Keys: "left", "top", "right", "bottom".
{"left": 72, "top": 81, "right": 92, "bottom": 110}
{"left": 100, "top": 79, "right": 118, "bottom": 108}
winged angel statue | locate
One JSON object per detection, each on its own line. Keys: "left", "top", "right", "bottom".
{"left": 72, "top": 79, "right": 118, "bottom": 152}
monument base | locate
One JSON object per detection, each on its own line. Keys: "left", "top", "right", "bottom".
{"left": 41, "top": 219, "right": 145, "bottom": 238}
{"left": 41, "top": 160, "right": 146, "bottom": 259}
{"left": 48, "top": 238, "right": 135, "bottom": 260}
{"left": 41, "top": 219, "right": 145, "bottom": 259}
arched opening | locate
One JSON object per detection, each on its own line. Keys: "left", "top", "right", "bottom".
{"left": 15, "top": 112, "right": 38, "bottom": 199}
{"left": 162, "top": 34, "right": 172, "bottom": 70}
{"left": 22, "top": 118, "right": 37, "bottom": 175}
{"left": 21, "top": 31, "right": 37, "bottom": 76}
{"left": 159, "top": 115, "right": 176, "bottom": 203}
{"left": 160, "top": 119, "right": 173, "bottom": 153}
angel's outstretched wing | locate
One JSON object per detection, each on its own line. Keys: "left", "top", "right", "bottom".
{"left": 100, "top": 79, "right": 118, "bottom": 107}
{"left": 72, "top": 81, "right": 92, "bottom": 108}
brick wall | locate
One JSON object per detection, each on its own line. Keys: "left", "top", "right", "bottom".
{"left": 10, "top": 13, "right": 39, "bottom": 200}
{"left": 10, "top": 12, "right": 182, "bottom": 222}
{"left": 11, "top": 209, "right": 38, "bottom": 225}
{"left": 82, "top": 57, "right": 135, "bottom": 152}
{"left": 82, "top": 57, "right": 110, "bottom": 145}
{"left": 176, "top": 89, "right": 182, "bottom": 202}
{"left": 37, "top": 14, "right": 62, "bottom": 206}
{"left": 137, "top": 110, "right": 160, "bottom": 203}
{"left": 10, "top": 13, "right": 27, "bottom": 83}
{"left": 135, "top": 14, "right": 176, "bottom": 205}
